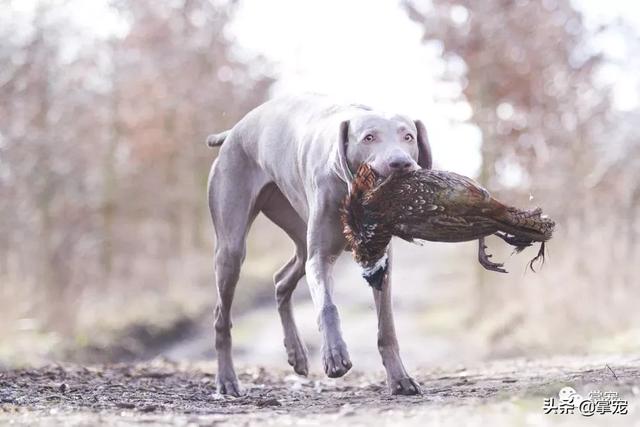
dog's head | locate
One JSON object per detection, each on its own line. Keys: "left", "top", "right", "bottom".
{"left": 337, "top": 112, "right": 432, "bottom": 180}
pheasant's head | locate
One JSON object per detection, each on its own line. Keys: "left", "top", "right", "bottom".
{"left": 341, "top": 163, "right": 391, "bottom": 290}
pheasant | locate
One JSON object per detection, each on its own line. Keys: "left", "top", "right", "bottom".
{"left": 341, "top": 163, "right": 555, "bottom": 289}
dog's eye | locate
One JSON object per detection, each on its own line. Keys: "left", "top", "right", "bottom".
{"left": 363, "top": 134, "right": 375, "bottom": 143}
{"left": 404, "top": 134, "right": 415, "bottom": 142}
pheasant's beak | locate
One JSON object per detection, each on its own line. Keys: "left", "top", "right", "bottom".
{"left": 361, "top": 255, "right": 389, "bottom": 291}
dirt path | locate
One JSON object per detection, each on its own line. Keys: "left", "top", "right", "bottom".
{"left": 3, "top": 241, "right": 637, "bottom": 425}
{"left": 1, "top": 355, "right": 639, "bottom": 426}
{"left": 161, "top": 239, "right": 477, "bottom": 369}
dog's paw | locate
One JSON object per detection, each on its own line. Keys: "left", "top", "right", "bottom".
{"left": 216, "top": 374, "right": 243, "bottom": 397}
{"left": 322, "top": 341, "right": 352, "bottom": 378}
{"left": 389, "top": 376, "right": 422, "bottom": 395}
{"left": 285, "top": 336, "right": 309, "bottom": 376}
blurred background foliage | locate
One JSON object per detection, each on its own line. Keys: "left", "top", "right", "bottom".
{"left": 405, "top": 0, "right": 640, "bottom": 354}
{"left": 0, "top": 0, "right": 277, "bottom": 364}
{"left": 0, "top": 0, "right": 639, "bottom": 368}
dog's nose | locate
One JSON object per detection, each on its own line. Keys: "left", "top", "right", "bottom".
{"left": 388, "top": 159, "right": 413, "bottom": 172}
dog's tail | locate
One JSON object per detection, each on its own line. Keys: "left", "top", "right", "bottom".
{"left": 206, "top": 130, "right": 230, "bottom": 148}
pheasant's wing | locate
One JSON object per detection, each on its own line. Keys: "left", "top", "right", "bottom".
{"left": 430, "top": 171, "right": 509, "bottom": 217}
{"left": 366, "top": 170, "right": 499, "bottom": 219}
{"left": 364, "top": 172, "right": 441, "bottom": 217}
{"left": 393, "top": 216, "right": 500, "bottom": 242}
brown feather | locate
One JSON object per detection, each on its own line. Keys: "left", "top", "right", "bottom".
{"left": 341, "top": 165, "right": 555, "bottom": 280}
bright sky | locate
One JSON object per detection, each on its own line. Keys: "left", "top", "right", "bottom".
{"left": 14, "top": 0, "right": 640, "bottom": 176}
{"left": 228, "top": 0, "right": 640, "bottom": 175}
{"left": 229, "top": 0, "right": 482, "bottom": 174}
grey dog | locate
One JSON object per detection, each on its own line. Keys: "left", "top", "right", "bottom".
{"left": 206, "top": 94, "right": 432, "bottom": 396}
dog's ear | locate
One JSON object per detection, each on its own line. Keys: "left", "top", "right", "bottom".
{"left": 414, "top": 120, "right": 433, "bottom": 170}
{"left": 335, "top": 120, "right": 354, "bottom": 183}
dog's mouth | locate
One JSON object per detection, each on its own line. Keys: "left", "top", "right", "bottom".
{"left": 352, "top": 164, "right": 388, "bottom": 187}
{"left": 370, "top": 169, "right": 410, "bottom": 181}
{"left": 360, "top": 163, "right": 383, "bottom": 179}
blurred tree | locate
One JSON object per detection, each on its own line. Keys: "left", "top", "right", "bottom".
{"left": 0, "top": 2, "right": 101, "bottom": 328}
{"left": 404, "top": 0, "right": 610, "bottom": 210}
{"left": 107, "top": 0, "right": 273, "bottom": 279}
{"left": 0, "top": 0, "right": 273, "bottom": 333}
{"left": 404, "top": 0, "right": 638, "bottom": 336}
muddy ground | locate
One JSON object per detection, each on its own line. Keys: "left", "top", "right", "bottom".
{"left": 3, "top": 242, "right": 639, "bottom": 425}
{"left": 1, "top": 355, "right": 639, "bottom": 426}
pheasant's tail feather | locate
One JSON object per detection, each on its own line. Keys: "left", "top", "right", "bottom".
{"left": 511, "top": 244, "right": 530, "bottom": 254}
{"left": 495, "top": 231, "right": 533, "bottom": 253}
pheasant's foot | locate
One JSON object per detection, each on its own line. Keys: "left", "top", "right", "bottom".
{"left": 478, "top": 237, "right": 508, "bottom": 273}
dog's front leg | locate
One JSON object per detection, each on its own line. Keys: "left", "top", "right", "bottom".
{"left": 305, "top": 196, "right": 352, "bottom": 378}
{"left": 372, "top": 246, "right": 422, "bottom": 395}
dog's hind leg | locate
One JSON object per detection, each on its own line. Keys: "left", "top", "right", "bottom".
{"left": 208, "top": 148, "right": 269, "bottom": 396}
{"left": 262, "top": 186, "right": 309, "bottom": 376}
